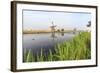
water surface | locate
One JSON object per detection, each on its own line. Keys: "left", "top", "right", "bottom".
{"left": 23, "top": 33, "right": 76, "bottom": 56}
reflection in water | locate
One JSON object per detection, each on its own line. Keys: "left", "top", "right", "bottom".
{"left": 61, "top": 32, "right": 64, "bottom": 36}
{"left": 51, "top": 32, "right": 65, "bottom": 38}
{"left": 51, "top": 32, "right": 65, "bottom": 45}
{"left": 23, "top": 32, "right": 76, "bottom": 59}
{"left": 51, "top": 32, "right": 57, "bottom": 38}
{"left": 32, "top": 38, "right": 35, "bottom": 40}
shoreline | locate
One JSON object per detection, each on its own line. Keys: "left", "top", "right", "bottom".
{"left": 23, "top": 31, "right": 75, "bottom": 34}
{"left": 23, "top": 30, "right": 76, "bottom": 34}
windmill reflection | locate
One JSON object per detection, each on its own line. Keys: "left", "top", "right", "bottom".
{"left": 61, "top": 32, "right": 64, "bottom": 36}
{"left": 50, "top": 21, "right": 57, "bottom": 44}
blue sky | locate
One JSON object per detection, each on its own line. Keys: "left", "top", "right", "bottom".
{"left": 23, "top": 10, "right": 91, "bottom": 30}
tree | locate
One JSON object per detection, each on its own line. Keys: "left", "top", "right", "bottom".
{"left": 57, "top": 29, "right": 60, "bottom": 32}
{"left": 61, "top": 28, "right": 64, "bottom": 32}
{"left": 87, "top": 21, "right": 91, "bottom": 27}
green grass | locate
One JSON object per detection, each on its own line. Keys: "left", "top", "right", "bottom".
{"left": 23, "top": 49, "right": 35, "bottom": 62}
{"left": 23, "top": 32, "right": 91, "bottom": 62}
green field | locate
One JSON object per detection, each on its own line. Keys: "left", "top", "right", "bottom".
{"left": 23, "top": 32, "right": 91, "bottom": 62}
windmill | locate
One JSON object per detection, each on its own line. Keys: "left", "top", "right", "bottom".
{"left": 50, "top": 21, "right": 57, "bottom": 38}
{"left": 50, "top": 21, "right": 56, "bottom": 32}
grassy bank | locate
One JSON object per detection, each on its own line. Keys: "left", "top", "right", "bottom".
{"left": 23, "top": 30, "right": 75, "bottom": 34}
{"left": 23, "top": 32, "right": 91, "bottom": 62}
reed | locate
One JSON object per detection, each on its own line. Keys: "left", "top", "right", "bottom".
{"left": 23, "top": 49, "right": 35, "bottom": 62}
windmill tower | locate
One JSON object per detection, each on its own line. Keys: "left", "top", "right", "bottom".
{"left": 50, "top": 21, "right": 56, "bottom": 32}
